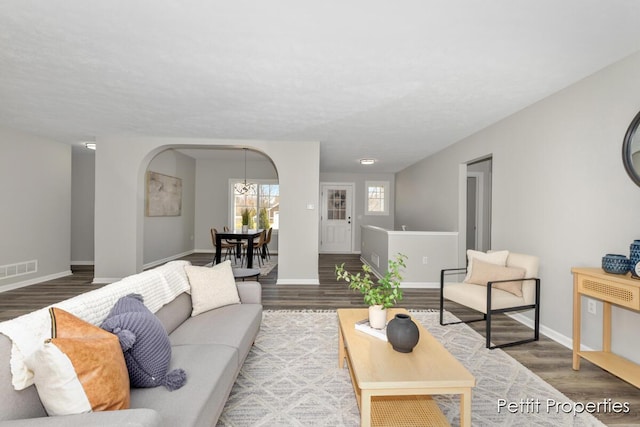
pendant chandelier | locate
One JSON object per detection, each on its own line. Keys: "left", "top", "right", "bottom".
{"left": 237, "top": 148, "right": 252, "bottom": 194}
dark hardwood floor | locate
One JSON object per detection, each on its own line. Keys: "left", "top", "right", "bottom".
{"left": 1, "top": 253, "right": 639, "bottom": 425}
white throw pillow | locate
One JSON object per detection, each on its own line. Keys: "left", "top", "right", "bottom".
{"left": 185, "top": 261, "right": 241, "bottom": 316}
{"left": 464, "top": 249, "right": 509, "bottom": 283}
{"left": 25, "top": 342, "right": 93, "bottom": 415}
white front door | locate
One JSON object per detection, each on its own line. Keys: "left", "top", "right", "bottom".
{"left": 320, "top": 183, "right": 353, "bottom": 253}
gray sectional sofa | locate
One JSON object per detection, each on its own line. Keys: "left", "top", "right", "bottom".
{"left": 0, "top": 261, "right": 262, "bottom": 427}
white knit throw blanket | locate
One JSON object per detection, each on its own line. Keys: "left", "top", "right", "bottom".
{"left": 0, "top": 260, "right": 192, "bottom": 390}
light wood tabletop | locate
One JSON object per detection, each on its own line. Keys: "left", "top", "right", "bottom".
{"left": 337, "top": 308, "right": 476, "bottom": 427}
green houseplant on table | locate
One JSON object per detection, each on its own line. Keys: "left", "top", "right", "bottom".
{"left": 240, "top": 208, "right": 254, "bottom": 232}
{"left": 335, "top": 253, "right": 407, "bottom": 329}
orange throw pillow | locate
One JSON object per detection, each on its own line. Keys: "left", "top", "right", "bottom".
{"left": 25, "top": 308, "right": 130, "bottom": 415}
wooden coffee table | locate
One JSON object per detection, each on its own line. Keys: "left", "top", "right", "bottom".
{"left": 337, "top": 308, "right": 475, "bottom": 427}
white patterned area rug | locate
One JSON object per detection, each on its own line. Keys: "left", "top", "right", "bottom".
{"left": 216, "top": 310, "right": 605, "bottom": 427}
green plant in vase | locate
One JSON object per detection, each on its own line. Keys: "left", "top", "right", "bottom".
{"left": 240, "top": 208, "right": 253, "bottom": 231}
{"left": 335, "top": 253, "right": 407, "bottom": 329}
{"left": 258, "top": 207, "right": 270, "bottom": 229}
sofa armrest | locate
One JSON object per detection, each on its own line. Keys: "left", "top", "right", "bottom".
{"left": 236, "top": 281, "right": 262, "bottom": 304}
{"left": 0, "top": 409, "right": 161, "bottom": 427}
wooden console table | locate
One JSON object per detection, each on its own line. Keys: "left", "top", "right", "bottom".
{"left": 572, "top": 267, "right": 640, "bottom": 387}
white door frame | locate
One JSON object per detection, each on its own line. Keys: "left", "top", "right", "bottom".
{"left": 319, "top": 182, "right": 355, "bottom": 253}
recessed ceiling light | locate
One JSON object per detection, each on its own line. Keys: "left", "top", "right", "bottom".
{"left": 359, "top": 158, "right": 376, "bottom": 165}
{"left": 84, "top": 142, "right": 96, "bottom": 150}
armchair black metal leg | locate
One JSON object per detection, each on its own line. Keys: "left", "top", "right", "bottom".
{"left": 440, "top": 268, "right": 485, "bottom": 326}
{"left": 486, "top": 310, "right": 492, "bottom": 348}
{"left": 439, "top": 271, "right": 445, "bottom": 326}
{"left": 534, "top": 278, "right": 541, "bottom": 341}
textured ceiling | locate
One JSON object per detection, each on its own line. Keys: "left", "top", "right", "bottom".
{"left": 2, "top": 1, "right": 640, "bottom": 172}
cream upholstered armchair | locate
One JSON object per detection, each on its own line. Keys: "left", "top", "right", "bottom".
{"left": 439, "top": 250, "right": 540, "bottom": 349}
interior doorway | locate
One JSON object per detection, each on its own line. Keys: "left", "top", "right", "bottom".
{"left": 466, "top": 157, "right": 492, "bottom": 251}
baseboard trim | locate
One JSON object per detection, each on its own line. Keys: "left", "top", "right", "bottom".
{"left": 276, "top": 279, "right": 319, "bottom": 285}
{"left": 92, "top": 277, "right": 121, "bottom": 285}
{"left": 507, "top": 312, "right": 593, "bottom": 352}
{"left": 70, "top": 260, "right": 95, "bottom": 266}
{"left": 401, "top": 282, "right": 439, "bottom": 289}
{"left": 0, "top": 270, "right": 72, "bottom": 293}
{"left": 143, "top": 250, "right": 195, "bottom": 270}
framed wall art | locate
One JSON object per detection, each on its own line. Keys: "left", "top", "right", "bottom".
{"left": 146, "top": 171, "right": 182, "bottom": 216}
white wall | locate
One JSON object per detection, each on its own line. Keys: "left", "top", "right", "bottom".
{"left": 194, "top": 153, "right": 278, "bottom": 253}
{"left": 361, "top": 225, "right": 457, "bottom": 286}
{"left": 395, "top": 52, "right": 640, "bottom": 361}
{"left": 320, "top": 172, "right": 395, "bottom": 253}
{"left": 94, "top": 137, "right": 319, "bottom": 285}
{"left": 70, "top": 147, "right": 95, "bottom": 264}
{"left": 0, "top": 128, "right": 72, "bottom": 290}
{"left": 143, "top": 149, "right": 196, "bottom": 267}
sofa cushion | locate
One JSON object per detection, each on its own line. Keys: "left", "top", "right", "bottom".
{"left": 130, "top": 344, "right": 237, "bottom": 427}
{"left": 101, "top": 294, "right": 186, "bottom": 391}
{"left": 154, "top": 293, "right": 192, "bottom": 335}
{"left": 0, "top": 334, "right": 47, "bottom": 421}
{"left": 169, "top": 304, "right": 262, "bottom": 368}
{"left": 465, "top": 259, "right": 526, "bottom": 297}
{"left": 24, "top": 308, "right": 130, "bottom": 416}
{"left": 464, "top": 249, "right": 509, "bottom": 282}
{"left": 185, "top": 262, "right": 240, "bottom": 316}
{"left": 443, "top": 283, "right": 525, "bottom": 313}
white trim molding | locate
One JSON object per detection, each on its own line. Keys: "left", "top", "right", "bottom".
{"left": 276, "top": 279, "right": 320, "bottom": 285}
{"left": 0, "top": 270, "right": 72, "bottom": 293}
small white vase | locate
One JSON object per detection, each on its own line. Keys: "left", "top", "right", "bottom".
{"left": 241, "top": 225, "right": 248, "bottom": 233}
{"left": 368, "top": 305, "right": 387, "bottom": 329}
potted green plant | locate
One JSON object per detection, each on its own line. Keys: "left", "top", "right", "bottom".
{"left": 258, "top": 207, "right": 270, "bottom": 229}
{"left": 241, "top": 208, "right": 251, "bottom": 232}
{"left": 335, "top": 253, "right": 407, "bottom": 329}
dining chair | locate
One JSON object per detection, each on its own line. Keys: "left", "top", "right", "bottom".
{"left": 210, "top": 228, "right": 235, "bottom": 264}
{"left": 222, "top": 225, "right": 239, "bottom": 248}
{"left": 264, "top": 227, "right": 273, "bottom": 260}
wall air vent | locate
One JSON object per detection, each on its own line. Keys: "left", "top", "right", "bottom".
{"left": 0, "top": 260, "right": 37, "bottom": 280}
{"left": 371, "top": 253, "right": 380, "bottom": 268}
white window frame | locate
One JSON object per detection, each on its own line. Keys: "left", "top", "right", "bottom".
{"left": 228, "top": 179, "right": 280, "bottom": 230}
{"left": 365, "top": 180, "right": 389, "bottom": 216}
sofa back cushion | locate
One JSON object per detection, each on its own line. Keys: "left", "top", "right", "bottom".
{"left": 154, "top": 293, "right": 193, "bottom": 335}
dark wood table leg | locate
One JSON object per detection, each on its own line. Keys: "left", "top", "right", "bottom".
{"left": 215, "top": 235, "right": 222, "bottom": 265}
{"left": 246, "top": 236, "right": 255, "bottom": 268}
{"left": 235, "top": 241, "right": 242, "bottom": 261}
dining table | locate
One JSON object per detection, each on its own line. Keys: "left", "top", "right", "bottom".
{"left": 215, "top": 229, "right": 264, "bottom": 269}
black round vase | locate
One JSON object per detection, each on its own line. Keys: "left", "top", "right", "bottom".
{"left": 386, "top": 313, "right": 420, "bottom": 353}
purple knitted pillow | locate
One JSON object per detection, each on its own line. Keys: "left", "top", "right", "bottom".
{"left": 101, "top": 294, "right": 186, "bottom": 391}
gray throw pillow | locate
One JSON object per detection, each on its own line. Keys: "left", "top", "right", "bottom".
{"left": 101, "top": 294, "right": 186, "bottom": 391}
